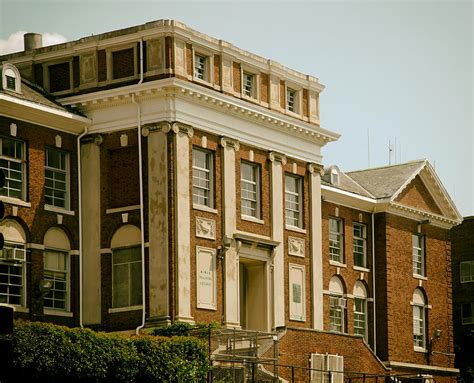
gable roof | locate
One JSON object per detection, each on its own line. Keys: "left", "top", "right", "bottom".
{"left": 347, "top": 160, "right": 426, "bottom": 200}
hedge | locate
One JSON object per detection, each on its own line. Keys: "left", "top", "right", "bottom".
{"left": 11, "top": 320, "right": 209, "bottom": 383}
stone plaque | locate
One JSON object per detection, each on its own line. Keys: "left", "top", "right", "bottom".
{"left": 288, "top": 236, "right": 305, "bottom": 257}
{"left": 196, "top": 247, "right": 216, "bottom": 310}
{"left": 196, "top": 217, "right": 216, "bottom": 240}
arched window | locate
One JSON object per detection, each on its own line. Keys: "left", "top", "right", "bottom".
{"left": 1, "top": 64, "right": 21, "bottom": 93}
{"left": 0, "top": 219, "right": 27, "bottom": 306}
{"left": 412, "top": 288, "right": 427, "bottom": 350}
{"left": 43, "top": 227, "right": 71, "bottom": 311}
{"left": 329, "top": 276, "right": 346, "bottom": 333}
{"left": 111, "top": 225, "right": 142, "bottom": 309}
{"left": 353, "top": 281, "right": 368, "bottom": 341}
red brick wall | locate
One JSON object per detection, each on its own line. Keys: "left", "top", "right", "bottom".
{"left": 233, "top": 62, "right": 241, "bottom": 94}
{"left": 49, "top": 62, "right": 70, "bottom": 92}
{"left": 98, "top": 50, "right": 106, "bottom": 82}
{"left": 260, "top": 73, "right": 269, "bottom": 104}
{"left": 395, "top": 176, "right": 442, "bottom": 215}
{"left": 186, "top": 43, "right": 193, "bottom": 77}
{"left": 280, "top": 80, "right": 286, "bottom": 109}
{"left": 112, "top": 48, "right": 135, "bottom": 79}
{"left": 213, "top": 54, "right": 221, "bottom": 87}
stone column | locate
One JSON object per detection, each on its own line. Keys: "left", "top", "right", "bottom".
{"left": 81, "top": 134, "right": 103, "bottom": 325}
{"left": 172, "top": 122, "right": 194, "bottom": 323}
{"left": 268, "top": 151, "right": 286, "bottom": 329}
{"left": 308, "top": 163, "right": 324, "bottom": 330}
{"left": 220, "top": 136, "right": 240, "bottom": 328}
{"left": 143, "top": 122, "right": 171, "bottom": 324}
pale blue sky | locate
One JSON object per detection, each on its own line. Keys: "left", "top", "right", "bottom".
{"left": 1, "top": 0, "right": 472, "bottom": 216}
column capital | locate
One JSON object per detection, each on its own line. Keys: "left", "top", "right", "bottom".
{"left": 307, "top": 162, "right": 324, "bottom": 176}
{"left": 220, "top": 136, "right": 240, "bottom": 151}
{"left": 81, "top": 134, "right": 103, "bottom": 146}
{"left": 268, "top": 151, "right": 287, "bottom": 165}
{"left": 172, "top": 122, "right": 194, "bottom": 138}
{"left": 142, "top": 121, "right": 172, "bottom": 136}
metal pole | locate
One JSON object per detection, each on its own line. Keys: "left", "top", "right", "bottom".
{"left": 291, "top": 366, "right": 295, "bottom": 383}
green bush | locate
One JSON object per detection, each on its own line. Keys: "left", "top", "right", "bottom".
{"left": 11, "top": 320, "right": 208, "bottom": 383}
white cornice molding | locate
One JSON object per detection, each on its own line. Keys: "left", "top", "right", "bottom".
{"left": 388, "top": 202, "right": 461, "bottom": 229}
{"left": 385, "top": 360, "right": 459, "bottom": 374}
{"left": 59, "top": 78, "right": 339, "bottom": 146}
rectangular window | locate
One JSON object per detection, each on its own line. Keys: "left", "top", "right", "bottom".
{"left": 287, "top": 88, "right": 297, "bottom": 112}
{"left": 241, "top": 162, "right": 260, "bottom": 219}
{"left": 329, "top": 295, "right": 344, "bottom": 333}
{"left": 45, "top": 148, "right": 69, "bottom": 209}
{"left": 194, "top": 54, "right": 208, "bottom": 81}
{"left": 49, "top": 62, "right": 71, "bottom": 93}
{"left": 112, "top": 246, "right": 142, "bottom": 308}
{"left": 460, "top": 261, "right": 474, "bottom": 283}
{"left": 329, "top": 218, "right": 343, "bottom": 263}
{"left": 112, "top": 48, "right": 135, "bottom": 79}
{"left": 353, "top": 223, "right": 367, "bottom": 268}
{"left": 289, "top": 264, "right": 305, "bottom": 321}
{"left": 412, "top": 235, "right": 425, "bottom": 277}
{"left": 44, "top": 250, "right": 68, "bottom": 310}
{"left": 413, "top": 305, "right": 425, "bottom": 348}
{"left": 285, "top": 175, "right": 303, "bottom": 228}
{"left": 461, "top": 303, "right": 474, "bottom": 325}
{"left": 0, "top": 243, "right": 25, "bottom": 306}
{"left": 192, "top": 148, "right": 214, "bottom": 208}
{"left": 6, "top": 75, "right": 16, "bottom": 90}
{"left": 0, "top": 137, "right": 25, "bottom": 200}
{"left": 243, "top": 72, "right": 255, "bottom": 98}
{"left": 354, "top": 298, "right": 367, "bottom": 339}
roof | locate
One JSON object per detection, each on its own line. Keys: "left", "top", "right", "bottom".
{"left": 346, "top": 160, "right": 426, "bottom": 199}
{"left": 321, "top": 168, "right": 374, "bottom": 198}
{"left": 0, "top": 79, "right": 80, "bottom": 115}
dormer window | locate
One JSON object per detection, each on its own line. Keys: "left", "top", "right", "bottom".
{"left": 1, "top": 64, "right": 21, "bottom": 93}
{"left": 331, "top": 168, "right": 339, "bottom": 185}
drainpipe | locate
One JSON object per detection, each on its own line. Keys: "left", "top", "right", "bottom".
{"left": 135, "top": 38, "right": 146, "bottom": 335}
{"left": 77, "top": 126, "right": 88, "bottom": 329}
{"left": 371, "top": 207, "right": 377, "bottom": 354}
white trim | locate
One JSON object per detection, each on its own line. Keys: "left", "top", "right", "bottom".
{"left": 106, "top": 205, "right": 141, "bottom": 214}
{"left": 388, "top": 202, "right": 460, "bottom": 229}
{"left": 242, "top": 215, "right": 264, "bottom": 225}
{"left": 192, "top": 204, "right": 218, "bottom": 214}
{"left": 100, "top": 248, "right": 112, "bottom": 254}
{"left": 44, "top": 309, "right": 74, "bottom": 317}
{"left": 108, "top": 305, "right": 143, "bottom": 313}
{"left": 289, "top": 263, "right": 306, "bottom": 322}
{"left": 353, "top": 266, "right": 370, "bottom": 273}
{"left": 0, "top": 196, "right": 31, "bottom": 208}
{"left": 44, "top": 205, "right": 75, "bottom": 216}
{"left": 12, "top": 306, "right": 29, "bottom": 313}
{"left": 26, "top": 243, "right": 45, "bottom": 250}
{"left": 285, "top": 225, "right": 307, "bottom": 234}
{"left": 385, "top": 361, "right": 459, "bottom": 374}
{"left": 329, "top": 260, "right": 347, "bottom": 268}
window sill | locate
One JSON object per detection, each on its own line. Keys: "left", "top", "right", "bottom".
{"left": 289, "top": 316, "right": 306, "bottom": 322}
{"left": 0, "top": 196, "right": 30, "bottom": 208}
{"left": 413, "top": 274, "right": 428, "bottom": 281}
{"left": 13, "top": 306, "right": 29, "bottom": 313}
{"left": 414, "top": 346, "right": 427, "bottom": 353}
{"left": 45, "top": 205, "right": 75, "bottom": 216}
{"left": 193, "top": 204, "right": 218, "bottom": 214}
{"left": 286, "top": 109, "right": 302, "bottom": 119}
{"left": 44, "top": 309, "right": 73, "bottom": 317}
{"left": 285, "top": 225, "right": 306, "bottom": 234}
{"left": 242, "top": 215, "right": 264, "bottom": 225}
{"left": 193, "top": 76, "right": 212, "bottom": 87}
{"left": 106, "top": 205, "right": 140, "bottom": 214}
{"left": 460, "top": 280, "right": 474, "bottom": 284}
{"left": 108, "top": 305, "right": 143, "bottom": 314}
{"left": 329, "top": 260, "right": 347, "bottom": 268}
{"left": 353, "top": 266, "right": 370, "bottom": 272}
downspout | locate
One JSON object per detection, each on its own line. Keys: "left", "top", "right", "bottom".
{"left": 371, "top": 206, "right": 377, "bottom": 354}
{"left": 77, "top": 126, "right": 88, "bottom": 329}
{"left": 135, "top": 38, "right": 146, "bottom": 335}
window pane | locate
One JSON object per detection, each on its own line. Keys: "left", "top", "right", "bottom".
{"left": 112, "top": 246, "right": 141, "bottom": 308}
{"left": 113, "top": 263, "right": 129, "bottom": 308}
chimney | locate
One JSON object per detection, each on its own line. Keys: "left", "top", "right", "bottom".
{"left": 24, "top": 33, "right": 43, "bottom": 50}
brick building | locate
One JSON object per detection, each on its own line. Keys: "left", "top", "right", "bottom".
{"left": 0, "top": 21, "right": 462, "bottom": 381}
{"left": 451, "top": 217, "right": 474, "bottom": 382}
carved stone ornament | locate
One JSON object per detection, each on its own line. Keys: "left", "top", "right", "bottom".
{"left": 268, "top": 151, "right": 287, "bottom": 165}
{"left": 220, "top": 136, "right": 240, "bottom": 151}
{"left": 196, "top": 217, "right": 216, "bottom": 240}
{"left": 172, "top": 122, "right": 194, "bottom": 138}
{"left": 307, "top": 162, "right": 325, "bottom": 176}
{"left": 142, "top": 121, "right": 172, "bottom": 136}
{"left": 288, "top": 236, "right": 305, "bottom": 257}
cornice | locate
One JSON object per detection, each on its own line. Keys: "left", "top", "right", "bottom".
{"left": 59, "top": 78, "right": 339, "bottom": 147}
{"left": 388, "top": 202, "right": 461, "bottom": 229}
{"left": 268, "top": 151, "right": 287, "bottom": 165}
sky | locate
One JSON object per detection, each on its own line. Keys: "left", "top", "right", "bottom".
{"left": 0, "top": 0, "right": 472, "bottom": 216}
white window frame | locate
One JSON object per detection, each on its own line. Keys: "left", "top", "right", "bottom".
{"left": 43, "top": 249, "right": 69, "bottom": 311}
{"left": 285, "top": 174, "right": 303, "bottom": 229}
{"left": 412, "top": 289, "right": 427, "bottom": 351}
{"left": 354, "top": 297, "right": 367, "bottom": 340}
{"left": 192, "top": 148, "right": 214, "bottom": 209}
{"left": 285, "top": 84, "right": 302, "bottom": 116}
{"left": 241, "top": 161, "right": 261, "bottom": 219}
{"left": 461, "top": 302, "right": 474, "bottom": 325}
{"left": 330, "top": 168, "right": 339, "bottom": 185}
{"left": 105, "top": 43, "right": 139, "bottom": 84}
{"left": 112, "top": 245, "right": 142, "bottom": 309}
{"left": 460, "top": 261, "right": 474, "bottom": 283}
{"left": 329, "top": 217, "right": 343, "bottom": 263}
{"left": 329, "top": 294, "right": 345, "bottom": 333}
{"left": 2, "top": 64, "right": 21, "bottom": 93}
{"left": 45, "top": 147, "right": 70, "bottom": 210}
{"left": 412, "top": 234, "right": 425, "bottom": 277}
{"left": 193, "top": 48, "right": 213, "bottom": 84}
{"left": 241, "top": 66, "right": 259, "bottom": 101}
{"left": 0, "top": 242, "right": 26, "bottom": 307}
{"left": 353, "top": 222, "right": 367, "bottom": 268}
{"left": 289, "top": 263, "right": 306, "bottom": 321}
{"left": 43, "top": 58, "right": 74, "bottom": 95}
{"left": 0, "top": 136, "right": 26, "bottom": 201}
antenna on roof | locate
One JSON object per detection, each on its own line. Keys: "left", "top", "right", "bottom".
{"left": 367, "top": 128, "right": 370, "bottom": 168}
{"left": 388, "top": 140, "right": 393, "bottom": 165}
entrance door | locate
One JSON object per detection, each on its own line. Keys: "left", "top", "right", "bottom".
{"left": 239, "top": 257, "right": 267, "bottom": 331}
